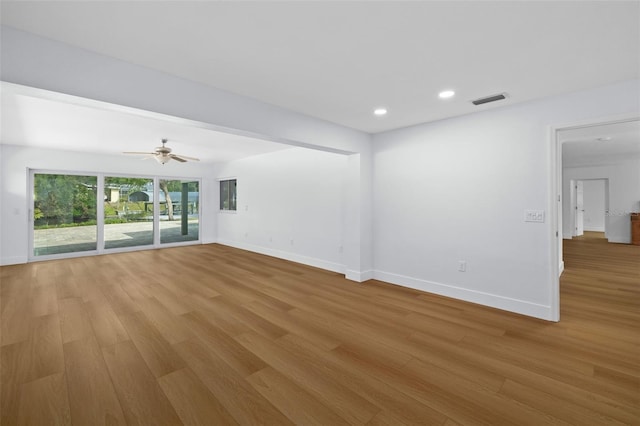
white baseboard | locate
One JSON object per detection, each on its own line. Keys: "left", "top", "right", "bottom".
{"left": 607, "top": 235, "right": 631, "bottom": 244}
{"left": 0, "top": 256, "right": 28, "bottom": 266}
{"left": 584, "top": 226, "right": 605, "bottom": 232}
{"left": 559, "top": 261, "right": 565, "bottom": 276}
{"left": 346, "top": 269, "right": 373, "bottom": 282}
{"left": 216, "top": 239, "right": 345, "bottom": 274}
{"left": 373, "top": 270, "right": 553, "bottom": 321}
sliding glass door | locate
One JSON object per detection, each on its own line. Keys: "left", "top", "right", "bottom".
{"left": 31, "top": 172, "right": 200, "bottom": 259}
{"left": 104, "top": 176, "right": 154, "bottom": 249}
{"left": 33, "top": 173, "right": 98, "bottom": 256}
{"left": 159, "top": 179, "right": 199, "bottom": 244}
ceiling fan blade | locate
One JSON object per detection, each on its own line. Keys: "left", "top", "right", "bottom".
{"left": 169, "top": 154, "right": 188, "bottom": 163}
{"left": 123, "top": 151, "right": 155, "bottom": 155}
{"left": 172, "top": 154, "right": 200, "bottom": 161}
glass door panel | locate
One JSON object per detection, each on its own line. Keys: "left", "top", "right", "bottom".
{"left": 104, "top": 177, "right": 154, "bottom": 249}
{"left": 159, "top": 179, "right": 199, "bottom": 244}
{"left": 33, "top": 173, "right": 97, "bottom": 256}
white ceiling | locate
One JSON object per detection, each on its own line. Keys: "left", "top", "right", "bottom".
{"left": 0, "top": 87, "right": 291, "bottom": 163}
{"left": 1, "top": 1, "right": 638, "bottom": 133}
{"left": 561, "top": 120, "right": 640, "bottom": 167}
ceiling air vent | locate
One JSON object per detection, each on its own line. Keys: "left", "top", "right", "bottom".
{"left": 472, "top": 93, "right": 507, "bottom": 106}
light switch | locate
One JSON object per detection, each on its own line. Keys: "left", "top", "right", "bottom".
{"left": 525, "top": 210, "right": 545, "bottom": 223}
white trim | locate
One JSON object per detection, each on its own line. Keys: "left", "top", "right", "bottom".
{"left": 102, "top": 244, "right": 155, "bottom": 255}
{"left": 607, "top": 235, "right": 631, "bottom": 244}
{"left": 345, "top": 269, "right": 374, "bottom": 282}
{"left": 373, "top": 270, "right": 553, "bottom": 320}
{"left": 27, "top": 168, "right": 35, "bottom": 261}
{"left": 549, "top": 112, "right": 640, "bottom": 323}
{"left": 97, "top": 174, "right": 105, "bottom": 251}
{"left": 216, "top": 238, "right": 345, "bottom": 274}
{"left": 27, "top": 249, "right": 100, "bottom": 263}
{"left": 153, "top": 177, "right": 161, "bottom": 246}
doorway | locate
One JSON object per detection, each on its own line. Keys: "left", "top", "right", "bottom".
{"left": 550, "top": 115, "right": 640, "bottom": 321}
{"left": 569, "top": 178, "right": 609, "bottom": 239}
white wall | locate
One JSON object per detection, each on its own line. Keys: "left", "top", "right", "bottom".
{"left": 372, "top": 80, "right": 640, "bottom": 320}
{"left": 0, "top": 144, "right": 218, "bottom": 265}
{"left": 582, "top": 180, "right": 606, "bottom": 232}
{"left": 216, "top": 148, "right": 348, "bottom": 273}
{"left": 563, "top": 160, "right": 640, "bottom": 243}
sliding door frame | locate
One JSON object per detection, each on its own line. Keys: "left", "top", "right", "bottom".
{"left": 28, "top": 169, "right": 202, "bottom": 262}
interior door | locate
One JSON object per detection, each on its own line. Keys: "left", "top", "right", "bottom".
{"left": 575, "top": 180, "right": 584, "bottom": 236}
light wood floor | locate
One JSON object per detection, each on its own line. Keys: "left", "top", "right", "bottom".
{"left": 1, "top": 240, "right": 638, "bottom": 425}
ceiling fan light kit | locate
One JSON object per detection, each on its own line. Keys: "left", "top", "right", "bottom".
{"left": 123, "top": 138, "right": 200, "bottom": 164}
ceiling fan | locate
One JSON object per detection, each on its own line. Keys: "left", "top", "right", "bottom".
{"left": 123, "top": 138, "right": 200, "bottom": 164}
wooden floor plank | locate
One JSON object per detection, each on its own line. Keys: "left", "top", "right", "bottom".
{"left": 247, "top": 366, "right": 350, "bottom": 426}
{"left": 118, "top": 311, "right": 186, "bottom": 378}
{"left": 173, "top": 338, "right": 293, "bottom": 425}
{"left": 0, "top": 281, "right": 31, "bottom": 347}
{"left": 236, "top": 330, "right": 381, "bottom": 425}
{"left": 16, "top": 373, "right": 71, "bottom": 426}
{"left": 58, "top": 297, "right": 94, "bottom": 344}
{"left": 157, "top": 367, "right": 238, "bottom": 426}
{"left": 84, "top": 301, "right": 130, "bottom": 348}
{"left": 499, "top": 378, "right": 627, "bottom": 425}
{"left": 137, "top": 296, "right": 194, "bottom": 345}
{"left": 180, "top": 310, "right": 267, "bottom": 377}
{"left": 101, "top": 340, "right": 182, "bottom": 425}
{"left": 63, "top": 336, "right": 126, "bottom": 426}
{"left": 279, "top": 332, "right": 448, "bottom": 426}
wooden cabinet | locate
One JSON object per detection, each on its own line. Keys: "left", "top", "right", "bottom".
{"left": 632, "top": 213, "right": 640, "bottom": 246}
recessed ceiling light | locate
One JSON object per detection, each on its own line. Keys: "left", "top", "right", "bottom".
{"left": 374, "top": 108, "right": 388, "bottom": 116}
{"left": 438, "top": 90, "right": 455, "bottom": 99}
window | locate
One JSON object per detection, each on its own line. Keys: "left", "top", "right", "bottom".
{"left": 220, "top": 179, "right": 237, "bottom": 211}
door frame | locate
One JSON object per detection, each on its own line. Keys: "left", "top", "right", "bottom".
{"left": 575, "top": 180, "right": 584, "bottom": 237}
{"left": 548, "top": 113, "right": 639, "bottom": 322}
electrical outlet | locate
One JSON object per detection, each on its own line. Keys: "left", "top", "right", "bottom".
{"left": 290, "top": 239, "right": 294, "bottom": 245}
{"left": 458, "top": 261, "right": 467, "bottom": 272}
{"left": 525, "top": 210, "right": 545, "bottom": 223}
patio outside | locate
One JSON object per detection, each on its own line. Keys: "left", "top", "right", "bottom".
{"left": 34, "top": 219, "right": 199, "bottom": 256}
